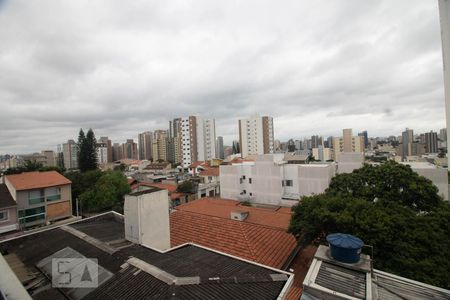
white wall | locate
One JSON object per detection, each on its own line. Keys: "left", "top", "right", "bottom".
{"left": 124, "top": 189, "right": 171, "bottom": 251}
{"left": 220, "top": 155, "right": 336, "bottom": 207}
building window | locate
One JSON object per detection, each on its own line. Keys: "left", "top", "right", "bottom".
{"left": 0, "top": 210, "right": 8, "bottom": 222}
{"left": 243, "top": 190, "right": 246, "bottom": 194}
{"left": 249, "top": 178, "right": 252, "bottom": 184}
{"left": 28, "top": 190, "right": 45, "bottom": 205}
{"left": 249, "top": 192, "right": 252, "bottom": 196}
{"left": 240, "top": 178, "right": 243, "bottom": 184}
{"left": 242, "top": 175, "right": 246, "bottom": 180}
{"left": 18, "top": 206, "right": 46, "bottom": 223}
{"left": 281, "top": 180, "right": 285, "bottom": 187}
{"left": 286, "top": 180, "right": 293, "bottom": 187}
{"left": 46, "top": 187, "right": 61, "bottom": 201}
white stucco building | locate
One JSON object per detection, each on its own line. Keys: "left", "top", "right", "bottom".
{"left": 220, "top": 154, "right": 336, "bottom": 207}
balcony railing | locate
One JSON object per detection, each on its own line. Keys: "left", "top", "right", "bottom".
{"left": 47, "top": 194, "right": 61, "bottom": 201}
{"left": 28, "top": 196, "right": 45, "bottom": 205}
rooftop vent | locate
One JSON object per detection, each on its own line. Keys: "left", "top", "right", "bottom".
{"left": 230, "top": 211, "right": 249, "bottom": 221}
{"left": 326, "top": 233, "right": 363, "bottom": 264}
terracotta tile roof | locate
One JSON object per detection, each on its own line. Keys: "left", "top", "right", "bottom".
{"left": 140, "top": 182, "right": 177, "bottom": 193}
{"left": 285, "top": 246, "right": 317, "bottom": 300}
{"left": 176, "top": 197, "right": 292, "bottom": 230}
{"left": 189, "top": 161, "right": 205, "bottom": 168}
{"left": 5, "top": 171, "right": 71, "bottom": 191}
{"left": 170, "top": 210, "right": 297, "bottom": 269}
{"left": 198, "top": 167, "right": 219, "bottom": 177}
{"left": 127, "top": 178, "right": 137, "bottom": 184}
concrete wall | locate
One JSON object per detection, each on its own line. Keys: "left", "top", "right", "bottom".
{"left": 47, "top": 200, "right": 71, "bottom": 220}
{"left": 410, "top": 166, "right": 449, "bottom": 201}
{"left": 220, "top": 156, "right": 336, "bottom": 207}
{"left": 336, "top": 152, "right": 364, "bottom": 174}
{"left": 124, "top": 189, "right": 171, "bottom": 251}
{"left": 0, "top": 207, "right": 19, "bottom": 234}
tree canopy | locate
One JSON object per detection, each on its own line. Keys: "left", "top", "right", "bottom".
{"left": 77, "top": 170, "right": 130, "bottom": 213}
{"left": 176, "top": 180, "right": 195, "bottom": 193}
{"left": 77, "top": 128, "right": 98, "bottom": 172}
{"left": 289, "top": 161, "right": 450, "bottom": 289}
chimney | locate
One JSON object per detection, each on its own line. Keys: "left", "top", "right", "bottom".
{"left": 230, "top": 210, "right": 249, "bottom": 221}
{"left": 124, "top": 188, "right": 171, "bottom": 251}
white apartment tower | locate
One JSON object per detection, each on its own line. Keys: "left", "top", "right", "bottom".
{"left": 238, "top": 115, "right": 274, "bottom": 158}
{"left": 439, "top": 0, "right": 450, "bottom": 168}
{"left": 177, "top": 116, "right": 216, "bottom": 168}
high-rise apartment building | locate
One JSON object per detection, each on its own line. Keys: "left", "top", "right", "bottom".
{"left": 98, "top": 137, "right": 113, "bottom": 162}
{"left": 358, "top": 131, "right": 369, "bottom": 149}
{"left": 332, "top": 129, "right": 364, "bottom": 156}
{"left": 121, "top": 139, "right": 138, "bottom": 160}
{"left": 152, "top": 130, "right": 169, "bottom": 162}
{"left": 41, "top": 150, "right": 56, "bottom": 167}
{"left": 425, "top": 131, "right": 439, "bottom": 154}
{"left": 439, "top": 0, "right": 450, "bottom": 167}
{"left": 62, "top": 140, "right": 78, "bottom": 169}
{"left": 173, "top": 116, "right": 216, "bottom": 167}
{"left": 138, "top": 131, "right": 153, "bottom": 160}
{"left": 238, "top": 115, "right": 274, "bottom": 158}
{"left": 96, "top": 142, "right": 109, "bottom": 164}
{"left": 401, "top": 128, "right": 414, "bottom": 160}
{"left": 310, "top": 135, "right": 323, "bottom": 149}
{"left": 112, "top": 143, "right": 121, "bottom": 161}
{"left": 216, "top": 136, "right": 225, "bottom": 159}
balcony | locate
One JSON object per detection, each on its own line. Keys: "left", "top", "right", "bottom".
{"left": 28, "top": 196, "right": 45, "bottom": 205}
{"left": 47, "top": 194, "right": 61, "bottom": 201}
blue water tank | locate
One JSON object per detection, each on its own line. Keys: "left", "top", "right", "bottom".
{"left": 326, "top": 233, "right": 363, "bottom": 264}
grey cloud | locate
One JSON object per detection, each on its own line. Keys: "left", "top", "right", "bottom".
{"left": 0, "top": 0, "right": 446, "bottom": 153}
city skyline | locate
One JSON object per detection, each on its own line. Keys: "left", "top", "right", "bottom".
{"left": 0, "top": 0, "right": 447, "bottom": 153}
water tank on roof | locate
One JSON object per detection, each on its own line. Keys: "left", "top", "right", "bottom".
{"left": 326, "top": 233, "right": 363, "bottom": 264}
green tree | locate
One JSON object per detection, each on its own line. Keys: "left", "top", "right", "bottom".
{"left": 78, "top": 171, "right": 130, "bottom": 213}
{"left": 326, "top": 161, "right": 441, "bottom": 212}
{"left": 77, "top": 128, "right": 98, "bottom": 172}
{"left": 177, "top": 180, "right": 195, "bottom": 193}
{"left": 289, "top": 161, "right": 450, "bottom": 289}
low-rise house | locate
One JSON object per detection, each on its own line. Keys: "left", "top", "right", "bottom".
{"left": 4, "top": 171, "right": 72, "bottom": 228}
{"left": 0, "top": 184, "right": 19, "bottom": 234}
{"left": 197, "top": 167, "right": 220, "bottom": 198}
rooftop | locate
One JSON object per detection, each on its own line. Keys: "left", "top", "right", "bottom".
{"left": 176, "top": 197, "right": 292, "bottom": 230}
{"left": 302, "top": 245, "right": 450, "bottom": 300}
{"left": 0, "top": 184, "right": 16, "bottom": 209}
{"left": 170, "top": 205, "right": 297, "bottom": 269}
{"left": 198, "top": 167, "right": 220, "bottom": 177}
{"left": 0, "top": 212, "right": 292, "bottom": 300}
{"left": 5, "top": 171, "right": 71, "bottom": 191}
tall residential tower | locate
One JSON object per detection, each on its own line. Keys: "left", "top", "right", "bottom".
{"left": 238, "top": 115, "right": 274, "bottom": 158}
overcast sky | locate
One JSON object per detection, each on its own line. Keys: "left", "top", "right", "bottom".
{"left": 0, "top": 0, "right": 447, "bottom": 154}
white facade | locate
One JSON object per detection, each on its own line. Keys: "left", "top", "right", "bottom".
{"left": 97, "top": 145, "right": 108, "bottom": 165}
{"left": 124, "top": 189, "right": 171, "bottom": 251}
{"left": 239, "top": 115, "right": 274, "bottom": 158}
{"left": 312, "top": 147, "right": 332, "bottom": 161}
{"left": 336, "top": 152, "right": 365, "bottom": 174}
{"left": 439, "top": 0, "right": 450, "bottom": 168}
{"left": 220, "top": 154, "right": 336, "bottom": 207}
{"left": 180, "top": 116, "right": 216, "bottom": 168}
{"left": 401, "top": 162, "right": 449, "bottom": 201}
